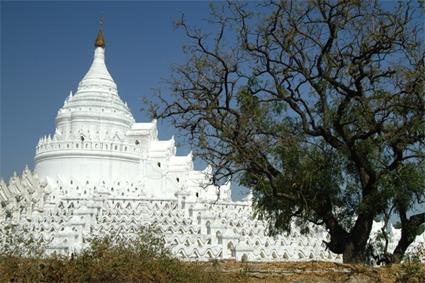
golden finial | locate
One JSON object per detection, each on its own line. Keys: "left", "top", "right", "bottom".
{"left": 95, "top": 16, "right": 105, "bottom": 48}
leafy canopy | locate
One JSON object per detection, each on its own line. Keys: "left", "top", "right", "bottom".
{"left": 153, "top": 0, "right": 425, "bottom": 263}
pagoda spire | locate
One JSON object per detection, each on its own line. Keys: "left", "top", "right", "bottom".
{"left": 80, "top": 15, "right": 115, "bottom": 92}
{"left": 95, "top": 16, "right": 105, "bottom": 48}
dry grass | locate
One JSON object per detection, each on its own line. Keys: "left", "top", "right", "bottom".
{"left": 0, "top": 243, "right": 223, "bottom": 283}
{"left": 0, "top": 228, "right": 225, "bottom": 283}
{"left": 2, "top": 256, "right": 423, "bottom": 283}
{"left": 0, "top": 228, "right": 424, "bottom": 283}
{"left": 196, "top": 260, "right": 425, "bottom": 283}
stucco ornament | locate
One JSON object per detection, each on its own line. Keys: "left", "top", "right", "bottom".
{"left": 1, "top": 30, "right": 423, "bottom": 263}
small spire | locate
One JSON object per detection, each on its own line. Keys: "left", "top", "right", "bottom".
{"left": 95, "top": 16, "right": 105, "bottom": 48}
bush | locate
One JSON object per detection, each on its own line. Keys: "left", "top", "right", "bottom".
{"left": 0, "top": 224, "right": 44, "bottom": 257}
{"left": 0, "top": 226, "right": 223, "bottom": 283}
{"left": 396, "top": 245, "right": 425, "bottom": 283}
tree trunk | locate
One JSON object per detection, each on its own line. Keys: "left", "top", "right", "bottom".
{"left": 322, "top": 203, "right": 374, "bottom": 264}
{"left": 340, "top": 209, "right": 375, "bottom": 264}
{"left": 342, "top": 241, "right": 367, "bottom": 264}
{"left": 391, "top": 212, "right": 425, "bottom": 264}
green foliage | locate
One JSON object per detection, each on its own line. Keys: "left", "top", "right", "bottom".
{"left": 244, "top": 138, "right": 348, "bottom": 234}
{"left": 0, "top": 226, "right": 224, "bottom": 283}
{"left": 153, "top": 0, "right": 425, "bottom": 263}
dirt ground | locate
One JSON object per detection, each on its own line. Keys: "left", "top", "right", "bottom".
{"left": 202, "top": 260, "right": 425, "bottom": 283}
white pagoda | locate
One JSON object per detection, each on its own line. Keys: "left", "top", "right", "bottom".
{"left": 1, "top": 29, "right": 422, "bottom": 262}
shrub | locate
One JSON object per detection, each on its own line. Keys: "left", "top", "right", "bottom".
{"left": 396, "top": 245, "right": 425, "bottom": 283}
{"left": 0, "top": 224, "right": 44, "bottom": 257}
{"left": 0, "top": 225, "right": 223, "bottom": 282}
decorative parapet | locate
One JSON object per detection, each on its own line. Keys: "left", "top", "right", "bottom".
{"left": 35, "top": 139, "right": 142, "bottom": 156}
{"left": 2, "top": 169, "right": 424, "bottom": 262}
{"left": 0, "top": 168, "right": 50, "bottom": 222}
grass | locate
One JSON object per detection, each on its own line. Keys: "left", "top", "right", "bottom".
{"left": 2, "top": 256, "right": 424, "bottom": 283}
{"left": 0, "top": 228, "right": 224, "bottom": 283}
{"left": 0, "top": 227, "right": 424, "bottom": 282}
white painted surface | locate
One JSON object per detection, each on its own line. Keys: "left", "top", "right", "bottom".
{"left": 1, "top": 43, "right": 423, "bottom": 262}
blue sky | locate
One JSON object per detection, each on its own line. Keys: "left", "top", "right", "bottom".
{"left": 1, "top": 1, "right": 422, "bottom": 204}
{"left": 1, "top": 1, "right": 215, "bottom": 181}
